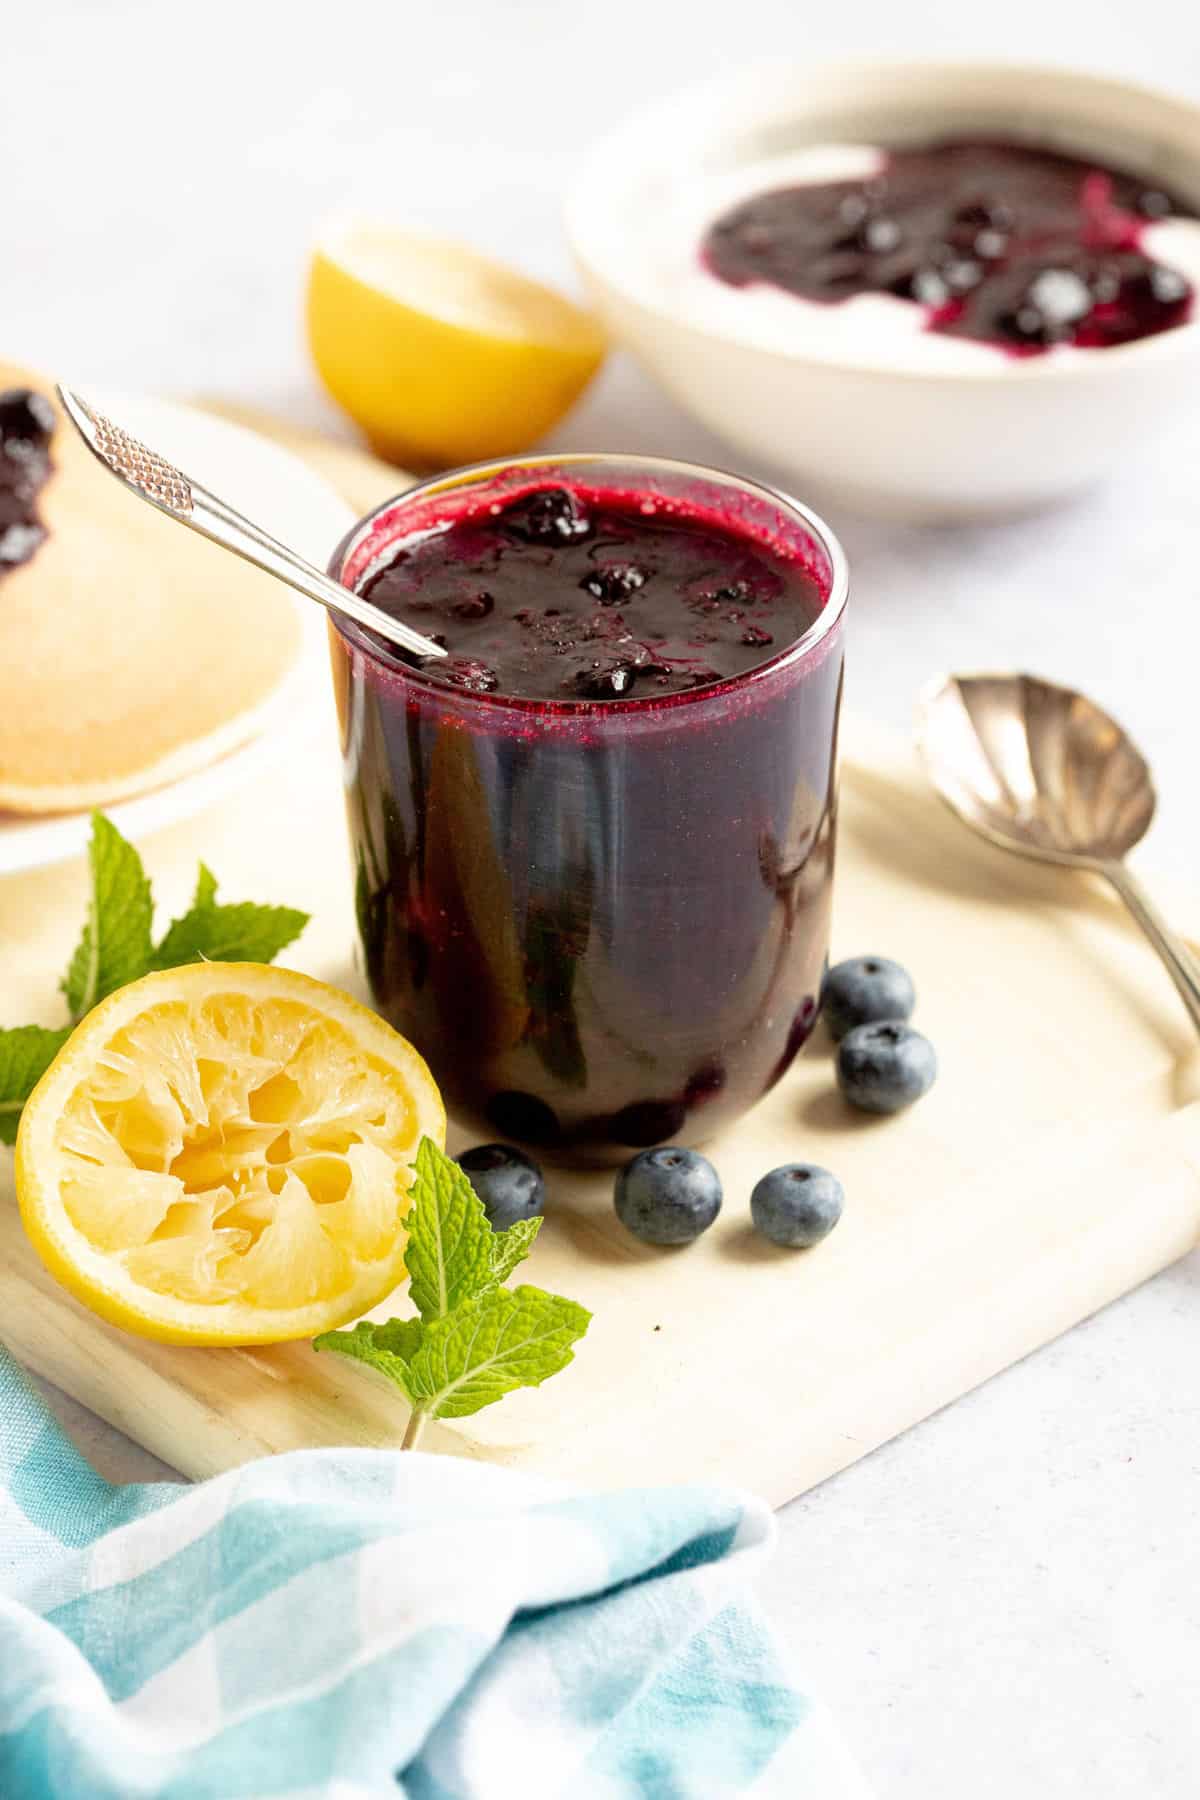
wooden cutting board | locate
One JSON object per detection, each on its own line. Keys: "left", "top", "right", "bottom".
{"left": 2, "top": 413, "right": 1198, "bottom": 1504}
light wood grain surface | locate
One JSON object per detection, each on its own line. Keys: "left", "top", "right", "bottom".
{"left": 2, "top": 656, "right": 1197, "bottom": 1497}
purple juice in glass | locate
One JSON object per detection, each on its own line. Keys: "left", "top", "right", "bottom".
{"left": 328, "top": 455, "right": 847, "bottom": 1166}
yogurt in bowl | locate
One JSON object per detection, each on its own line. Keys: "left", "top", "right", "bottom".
{"left": 568, "top": 62, "right": 1200, "bottom": 520}
{"left": 690, "top": 138, "right": 1200, "bottom": 363}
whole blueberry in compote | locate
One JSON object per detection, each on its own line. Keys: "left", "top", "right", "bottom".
{"left": 500, "top": 486, "right": 592, "bottom": 544}
{"left": 455, "top": 1143, "right": 545, "bottom": 1231}
{"left": 615, "top": 1148, "right": 722, "bottom": 1245}
{"left": 822, "top": 956, "right": 915, "bottom": 1041}
{"left": 751, "top": 1163, "right": 844, "bottom": 1248}
{"left": 573, "top": 661, "right": 637, "bottom": 698}
{"left": 837, "top": 1022, "right": 937, "bottom": 1114}
{"left": 580, "top": 563, "right": 646, "bottom": 604}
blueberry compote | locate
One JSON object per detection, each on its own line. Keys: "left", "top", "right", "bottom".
{"left": 330, "top": 465, "right": 845, "bottom": 1165}
{"left": 360, "top": 485, "right": 817, "bottom": 701}
{"left": 702, "top": 139, "right": 1196, "bottom": 352}
{"left": 0, "top": 390, "right": 54, "bottom": 574}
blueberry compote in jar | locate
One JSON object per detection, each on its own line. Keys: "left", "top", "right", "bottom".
{"left": 328, "top": 456, "right": 846, "bottom": 1165}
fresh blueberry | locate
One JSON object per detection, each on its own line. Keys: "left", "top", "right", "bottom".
{"left": 455, "top": 1143, "right": 545, "bottom": 1232}
{"left": 751, "top": 1163, "right": 844, "bottom": 1248}
{"left": 837, "top": 1022, "right": 937, "bottom": 1114}
{"left": 822, "top": 956, "right": 915, "bottom": 1041}
{"left": 614, "top": 1147, "right": 722, "bottom": 1246}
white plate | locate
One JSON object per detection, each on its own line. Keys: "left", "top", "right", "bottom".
{"left": 0, "top": 393, "right": 356, "bottom": 876}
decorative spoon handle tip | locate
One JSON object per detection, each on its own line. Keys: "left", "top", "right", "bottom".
{"left": 55, "top": 382, "right": 447, "bottom": 662}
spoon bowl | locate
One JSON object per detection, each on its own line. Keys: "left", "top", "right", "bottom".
{"left": 918, "top": 672, "right": 1200, "bottom": 1035}
{"left": 918, "top": 673, "right": 1157, "bottom": 866}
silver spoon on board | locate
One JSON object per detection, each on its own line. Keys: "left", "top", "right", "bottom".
{"left": 918, "top": 671, "right": 1200, "bottom": 1036}
{"left": 55, "top": 383, "right": 447, "bottom": 662}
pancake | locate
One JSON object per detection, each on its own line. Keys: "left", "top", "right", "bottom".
{"left": 0, "top": 361, "right": 303, "bottom": 814}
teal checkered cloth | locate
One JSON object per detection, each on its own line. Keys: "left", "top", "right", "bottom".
{"left": 0, "top": 1345, "right": 867, "bottom": 1798}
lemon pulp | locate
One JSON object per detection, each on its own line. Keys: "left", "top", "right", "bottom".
{"left": 16, "top": 965, "right": 444, "bottom": 1344}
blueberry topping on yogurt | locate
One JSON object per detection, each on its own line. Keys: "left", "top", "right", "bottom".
{"left": 702, "top": 137, "right": 1196, "bottom": 355}
{"left": 0, "top": 387, "right": 54, "bottom": 575}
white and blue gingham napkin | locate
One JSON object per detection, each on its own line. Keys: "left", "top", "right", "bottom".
{"left": 0, "top": 1345, "right": 868, "bottom": 1799}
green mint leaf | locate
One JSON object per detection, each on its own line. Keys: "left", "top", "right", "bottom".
{"left": 404, "top": 1283, "right": 591, "bottom": 1421}
{"left": 313, "top": 1316, "right": 424, "bottom": 1399}
{"left": 193, "top": 862, "right": 220, "bottom": 912}
{"left": 153, "top": 862, "right": 308, "bottom": 969}
{"left": 489, "top": 1214, "right": 542, "bottom": 1284}
{"left": 404, "top": 1137, "right": 496, "bottom": 1322}
{"left": 0, "top": 1025, "right": 73, "bottom": 1146}
{"left": 62, "top": 815, "right": 154, "bottom": 1021}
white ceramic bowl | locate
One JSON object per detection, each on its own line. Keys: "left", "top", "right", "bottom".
{"left": 567, "top": 61, "right": 1200, "bottom": 522}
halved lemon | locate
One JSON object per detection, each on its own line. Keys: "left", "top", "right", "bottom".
{"left": 15, "top": 964, "right": 444, "bottom": 1345}
{"left": 306, "top": 220, "right": 606, "bottom": 467}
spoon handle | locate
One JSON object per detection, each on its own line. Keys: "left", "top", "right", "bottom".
{"left": 1103, "top": 862, "right": 1200, "bottom": 1037}
{"left": 54, "top": 382, "right": 446, "bottom": 662}
{"left": 190, "top": 484, "right": 444, "bottom": 660}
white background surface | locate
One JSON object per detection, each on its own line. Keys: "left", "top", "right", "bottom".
{"left": 6, "top": 4, "right": 1200, "bottom": 1796}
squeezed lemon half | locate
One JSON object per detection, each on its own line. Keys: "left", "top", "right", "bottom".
{"left": 306, "top": 220, "right": 606, "bottom": 466}
{"left": 15, "top": 964, "right": 444, "bottom": 1345}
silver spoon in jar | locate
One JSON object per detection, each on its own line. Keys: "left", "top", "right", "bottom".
{"left": 918, "top": 671, "right": 1200, "bottom": 1035}
{"left": 55, "top": 384, "right": 446, "bottom": 661}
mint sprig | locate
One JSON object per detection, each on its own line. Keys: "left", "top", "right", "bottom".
{"left": 403, "top": 1135, "right": 496, "bottom": 1320}
{"left": 315, "top": 1137, "right": 590, "bottom": 1449}
{"left": 0, "top": 813, "right": 309, "bottom": 1144}
{"left": 62, "top": 815, "right": 154, "bottom": 1019}
{"left": 0, "top": 1026, "right": 73, "bottom": 1146}
{"left": 152, "top": 863, "right": 308, "bottom": 970}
